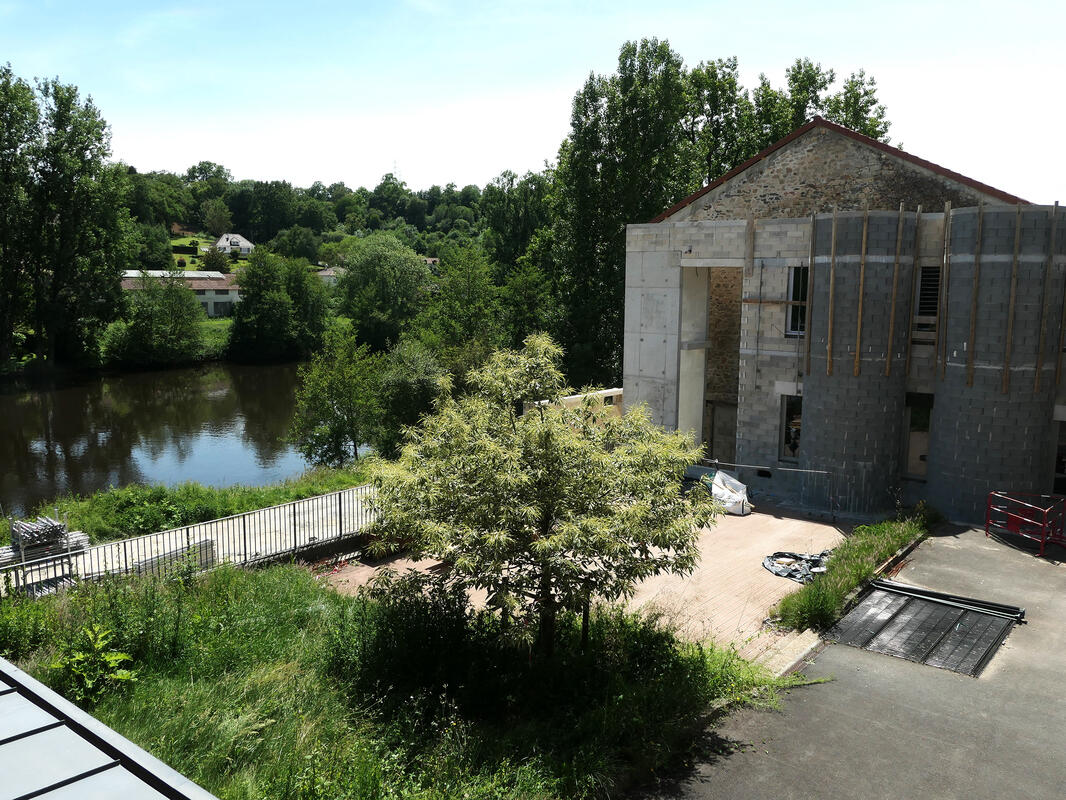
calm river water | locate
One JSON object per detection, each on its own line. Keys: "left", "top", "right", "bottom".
{"left": 0, "top": 363, "right": 309, "bottom": 518}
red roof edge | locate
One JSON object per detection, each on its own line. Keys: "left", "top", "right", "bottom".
{"left": 650, "top": 116, "right": 1028, "bottom": 223}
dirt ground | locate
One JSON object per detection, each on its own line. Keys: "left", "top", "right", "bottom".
{"left": 319, "top": 503, "right": 850, "bottom": 664}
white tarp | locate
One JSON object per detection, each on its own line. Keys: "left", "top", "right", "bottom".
{"left": 702, "top": 469, "right": 752, "bottom": 515}
{"left": 685, "top": 465, "right": 752, "bottom": 515}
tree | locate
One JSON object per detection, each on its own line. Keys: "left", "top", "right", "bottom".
{"left": 545, "top": 42, "right": 894, "bottom": 386}
{"left": 0, "top": 65, "right": 37, "bottom": 364}
{"left": 228, "top": 249, "right": 327, "bottom": 361}
{"left": 270, "top": 225, "right": 320, "bottom": 262}
{"left": 135, "top": 223, "right": 173, "bottom": 271}
{"left": 333, "top": 232, "right": 430, "bottom": 351}
{"left": 201, "top": 197, "right": 232, "bottom": 237}
{"left": 101, "top": 272, "right": 204, "bottom": 365}
{"left": 291, "top": 328, "right": 383, "bottom": 466}
{"left": 24, "top": 76, "right": 138, "bottom": 361}
{"left": 373, "top": 336, "right": 444, "bottom": 458}
{"left": 371, "top": 335, "right": 716, "bottom": 655}
{"left": 200, "top": 245, "right": 230, "bottom": 273}
{"left": 824, "top": 70, "right": 891, "bottom": 140}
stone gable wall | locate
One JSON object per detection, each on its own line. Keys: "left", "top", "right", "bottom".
{"left": 665, "top": 127, "right": 1010, "bottom": 223}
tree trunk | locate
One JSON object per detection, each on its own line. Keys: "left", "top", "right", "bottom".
{"left": 536, "top": 565, "right": 555, "bottom": 658}
{"left": 580, "top": 595, "right": 590, "bottom": 653}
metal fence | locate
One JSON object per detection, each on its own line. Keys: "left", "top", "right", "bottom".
{"left": 1, "top": 485, "right": 376, "bottom": 597}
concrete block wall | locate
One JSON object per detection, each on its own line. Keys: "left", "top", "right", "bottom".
{"left": 802, "top": 212, "right": 915, "bottom": 513}
{"left": 926, "top": 206, "right": 1065, "bottom": 521}
{"left": 625, "top": 205, "right": 1065, "bottom": 523}
{"left": 734, "top": 218, "right": 811, "bottom": 501}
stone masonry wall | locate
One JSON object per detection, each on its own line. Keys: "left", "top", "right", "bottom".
{"left": 667, "top": 127, "right": 1010, "bottom": 223}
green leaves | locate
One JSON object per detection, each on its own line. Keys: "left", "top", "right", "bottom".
{"left": 291, "top": 328, "right": 384, "bottom": 467}
{"left": 371, "top": 336, "right": 717, "bottom": 654}
{"left": 51, "top": 624, "right": 138, "bottom": 707}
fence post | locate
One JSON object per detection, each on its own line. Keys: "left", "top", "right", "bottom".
{"left": 242, "top": 514, "right": 249, "bottom": 565}
{"left": 337, "top": 492, "right": 343, "bottom": 538}
{"left": 292, "top": 502, "right": 298, "bottom": 552}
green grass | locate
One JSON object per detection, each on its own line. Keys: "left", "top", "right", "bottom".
{"left": 1, "top": 565, "right": 797, "bottom": 799}
{"left": 772, "top": 512, "right": 932, "bottom": 631}
{"left": 2, "top": 466, "right": 370, "bottom": 544}
{"left": 199, "top": 316, "right": 232, "bottom": 358}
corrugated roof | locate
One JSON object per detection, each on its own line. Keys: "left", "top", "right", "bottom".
{"left": 0, "top": 657, "right": 218, "bottom": 800}
{"left": 651, "top": 116, "right": 1029, "bottom": 223}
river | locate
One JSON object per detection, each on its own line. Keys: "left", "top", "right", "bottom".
{"left": 0, "top": 363, "right": 309, "bottom": 518}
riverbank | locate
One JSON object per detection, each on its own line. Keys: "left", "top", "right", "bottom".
{"left": 3, "top": 466, "right": 371, "bottom": 543}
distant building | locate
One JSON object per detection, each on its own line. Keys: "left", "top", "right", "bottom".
{"left": 121, "top": 270, "right": 241, "bottom": 318}
{"left": 205, "top": 233, "right": 255, "bottom": 256}
{"left": 624, "top": 117, "right": 1063, "bottom": 522}
{"left": 315, "top": 266, "right": 346, "bottom": 285}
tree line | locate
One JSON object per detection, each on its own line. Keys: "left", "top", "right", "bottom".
{"left": 0, "top": 41, "right": 890, "bottom": 381}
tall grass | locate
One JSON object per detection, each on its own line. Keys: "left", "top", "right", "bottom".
{"left": 1, "top": 565, "right": 794, "bottom": 799}
{"left": 3, "top": 466, "right": 369, "bottom": 543}
{"left": 773, "top": 515, "right": 929, "bottom": 631}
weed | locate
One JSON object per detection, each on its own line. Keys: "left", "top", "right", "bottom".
{"left": 50, "top": 624, "right": 137, "bottom": 707}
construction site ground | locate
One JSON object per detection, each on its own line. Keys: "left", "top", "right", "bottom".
{"left": 322, "top": 503, "right": 850, "bottom": 673}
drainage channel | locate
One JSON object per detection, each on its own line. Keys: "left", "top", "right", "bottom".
{"left": 827, "top": 579, "right": 1025, "bottom": 677}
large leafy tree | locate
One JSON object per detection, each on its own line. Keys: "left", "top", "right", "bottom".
{"left": 545, "top": 42, "right": 892, "bottom": 386}
{"left": 101, "top": 272, "right": 204, "bottom": 366}
{"left": 22, "top": 75, "right": 138, "bottom": 361}
{"left": 331, "top": 232, "right": 430, "bottom": 351}
{"left": 371, "top": 335, "right": 716, "bottom": 655}
{"left": 291, "top": 328, "right": 383, "bottom": 466}
{"left": 228, "top": 249, "right": 327, "bottom": 361}
{"left": 0, "top": 65, "right": 37, "bottom": 364}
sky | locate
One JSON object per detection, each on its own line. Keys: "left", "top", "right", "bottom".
{"left": 1, "top": 0, "right": 1063, "bottom": 203}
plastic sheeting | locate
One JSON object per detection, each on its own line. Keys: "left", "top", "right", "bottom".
{"left": 763, "top": 550, "right": 832, "bottom": 583}
{"left": 684, "top": 465, "right": 752, "bottom": 515}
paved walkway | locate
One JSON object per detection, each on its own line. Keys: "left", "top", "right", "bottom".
{"left": 4, "top": 486, "right": 375, "bottom": 594}
{"left": 325, "top": 503, "right": 849, "bottom": 668}
{"left": 642, "top": 528, "right": 1066, "bottom": 800}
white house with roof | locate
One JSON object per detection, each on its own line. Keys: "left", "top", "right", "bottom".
{"left": 121, "top": 270, "right": 241, "bottom": 318}
{"left": 204, "top": 233, "right": 255, "bottom": 256}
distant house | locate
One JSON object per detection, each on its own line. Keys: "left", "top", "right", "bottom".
{"left": 315, "top": 266, "right": 346, "bottom": 286}
{"left": 121, "top": 270, "right": 241, "bottom": 318}
{"left": 205, "top": 233, "right": 255, "bottom": 257}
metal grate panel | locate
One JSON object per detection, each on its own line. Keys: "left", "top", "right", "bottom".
{"left": 828, "top": 582, "right": 1021, "bottom": 677}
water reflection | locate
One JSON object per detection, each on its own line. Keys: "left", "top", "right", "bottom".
{"left": 0, "top": 363, "right": 308, "bottom": 517}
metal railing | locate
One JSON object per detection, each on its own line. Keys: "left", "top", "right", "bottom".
{"left": 2, "top": 485, "right": 376, "bottom": 597}
{"left": 985, "top": 491, "right": 1065, "bottom": 557}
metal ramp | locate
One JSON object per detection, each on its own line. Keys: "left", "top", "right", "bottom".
{"left": 827, "top": 579, "right": 1025, "bottom": 677}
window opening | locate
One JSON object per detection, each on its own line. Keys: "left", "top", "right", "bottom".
{"left": 786, "top": 266, "right": 808, "bottom": 337}
{"left": 904, "top": 393, "right": 933, "bottom": 478}
{"left": 780, "top": 395, "right": 802, "bottom": 461}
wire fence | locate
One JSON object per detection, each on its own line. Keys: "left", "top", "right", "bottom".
{"left": 1, "top": 485, "right": 376, "bottom": 598}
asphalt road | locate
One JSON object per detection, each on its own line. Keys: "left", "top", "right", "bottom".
{"left": 640, "top": 527, "right": 1066, "bottom": 800}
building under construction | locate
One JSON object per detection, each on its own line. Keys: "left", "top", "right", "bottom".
{"left": 623, "top": 117, "right": 1064, "bottom": 522}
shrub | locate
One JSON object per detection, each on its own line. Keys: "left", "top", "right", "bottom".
{"left": 773, "top": 516, "right": 928, "bottom": 631}
{"left": 50, "top": 624, "right": 137, "bottom": 707}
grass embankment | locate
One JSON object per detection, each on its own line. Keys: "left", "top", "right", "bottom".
{"left": 773, "top": 512, "right": 932, "bottom": 631}
{"left": 3, "top": 466, "right": 369, "bottom": 544}
{"left": 199, "top": 316, "right": 232, "bottom": 359}
{"left": 1, "top": 566, "right": 796, "bottom": 799}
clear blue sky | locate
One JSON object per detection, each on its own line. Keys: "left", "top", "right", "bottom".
{"left": 2, "top": 0, "right": 1063, "bottom": 202}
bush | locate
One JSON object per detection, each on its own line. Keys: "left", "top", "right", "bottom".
{"left": 773, "top": 516, "right": 928, "bottom": 631}
{"left": 101, "top": 272, "right": 204, "bottom": 366}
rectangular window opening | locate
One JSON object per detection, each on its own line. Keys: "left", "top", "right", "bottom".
{"left": 780, "top": 395, "right": 802, "bottom": 462}
{"left": 786, "top": 266, "right": 808, "bottom": 338}
{"left": 903, "top": 393, "right": 933, "bottom": 479}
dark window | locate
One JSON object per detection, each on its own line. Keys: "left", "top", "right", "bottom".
{"left": 786, "top": 266, "right": 808, "bottom": 337}
{"left": 904, "top": 393, "right": 933, "bottom": 478}
{"left": 780, "top": 395, "right": 802, "bottom": 461}
{"left": 194, "top": 289, "right": 206, "bottom": 296}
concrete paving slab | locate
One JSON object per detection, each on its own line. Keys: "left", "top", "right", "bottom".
{"left": 640, "top": 527, "right": 1066, "bottom": 800}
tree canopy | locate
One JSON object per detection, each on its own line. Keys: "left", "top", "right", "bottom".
{"left": 370, "top": 335, "right": 717, "bottom": 654}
